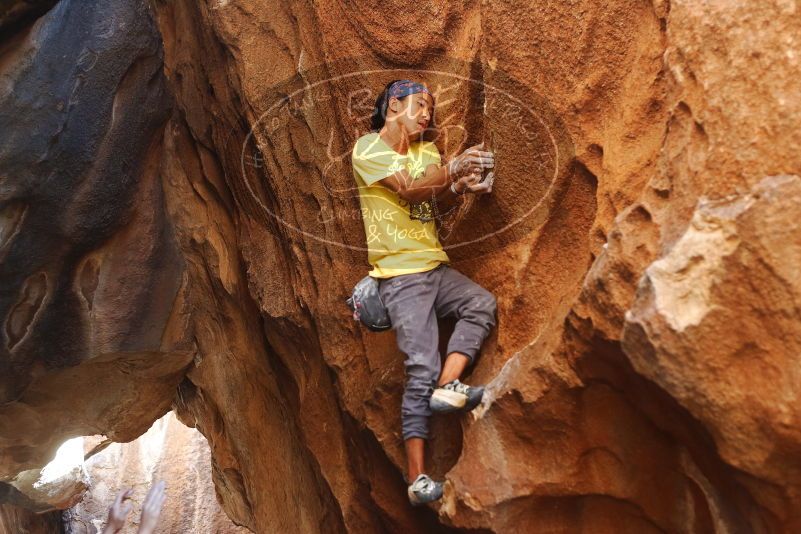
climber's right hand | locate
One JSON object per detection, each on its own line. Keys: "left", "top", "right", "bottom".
{"left": 447, "top": 142, "right": 494, "bottom": 180}
{"left": 103, "top": 488, "right": 133, "bottom": 534}
{"left": 453, "top": 172, "right": 482, "bottom": 194}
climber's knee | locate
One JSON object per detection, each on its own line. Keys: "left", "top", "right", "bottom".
{"left": 480, "top": 291, "right": 497, "bottom": 322}
{"left": 467, "top": 289, "right": 497, "bottom": 327}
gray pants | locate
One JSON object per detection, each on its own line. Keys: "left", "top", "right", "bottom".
{"left": 377, "top": 263, "right": 497, "bottom": 441}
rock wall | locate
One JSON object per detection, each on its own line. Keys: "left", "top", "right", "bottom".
{"left": 0, "top": 0, "right": 193, "bottom": 514}
{"left": 64, "top": 412, "right": 248, "bottom": 533}
{"left": 1, "top": 0, "right": 800, "bottom": 532}
{"left": 0, "top": 505, "right": 61, "bottom": 534}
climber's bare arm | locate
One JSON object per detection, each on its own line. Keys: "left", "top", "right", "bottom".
{"left": 376, "top": 143, "right": 494, "bottom": 203}
{"left": 431, "top": 163, "right": 464, "bottom": 211}
{"left": 377, "top": 165, "right": 450, "bottom": 203}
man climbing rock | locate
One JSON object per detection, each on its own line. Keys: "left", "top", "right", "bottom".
{"left": 351, "top": 79, "right": 498, "bottom": 505}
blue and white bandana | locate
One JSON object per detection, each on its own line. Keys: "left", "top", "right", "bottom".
{"left": 387, "top": 79, "right": 432, "bottom": 101}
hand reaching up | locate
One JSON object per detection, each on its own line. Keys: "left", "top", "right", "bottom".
{"left": 138, "top": 480, "right": 167, "bottom": 534}
{"left": 102, "top": 488, "right": 133, "bottom": 534}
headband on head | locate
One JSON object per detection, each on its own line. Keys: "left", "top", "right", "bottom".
{"left": 387, "top": 79, "right": 432, "bottom": 102}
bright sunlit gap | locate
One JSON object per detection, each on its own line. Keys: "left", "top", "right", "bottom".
{"left": 35, "top": 436, "right": 85, "bottom": 487}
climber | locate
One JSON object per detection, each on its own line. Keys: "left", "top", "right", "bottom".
{"left": 351, "top": 79, "right": 497, "bottom": 505}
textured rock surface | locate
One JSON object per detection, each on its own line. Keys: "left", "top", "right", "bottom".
{"left": 1, "top": 0, "right": 800, "bottom": 533}
{"left": 64, "top": 412, "right": 248, "bottom": 533}
{"left": 622, "top": 175, "right": 801, "bottom": 530}
{"left": 0, "top": 505, "right": 61, "bottom": 534}
{"left": 0, "top": 0, "right": 57, "bottom": 36}
{"left": 0, "top": 0, "right": 190, "bottom": 511}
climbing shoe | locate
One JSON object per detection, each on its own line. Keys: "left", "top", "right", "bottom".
{"left": 430, "top": 379, "right": 485, "bottom": 413}
{"left": 407, "top": 474, "right": 443, "bottom": 506}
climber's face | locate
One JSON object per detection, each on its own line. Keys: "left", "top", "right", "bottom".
{"left": 387, "top": 91, "right": 434, "bottom": 140}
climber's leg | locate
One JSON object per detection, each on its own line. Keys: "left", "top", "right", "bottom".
{"left": 434, "top": 265, "right": 497, "bottom": 371}
{"left": 427, "top": 266, "right": 496, "bottom": 414}
{"left": 404, "top": 438, "right": 425, "bottom": 481}
{"left": 378, "top": 268, "right": 442, "bottom": 478}
{"left": 438, "top": 352, "right": 471, "bottom": 387}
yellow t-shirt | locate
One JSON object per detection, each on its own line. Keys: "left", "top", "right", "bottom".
{"left": 351, "top": 132, "right": 450, "bottom": 278}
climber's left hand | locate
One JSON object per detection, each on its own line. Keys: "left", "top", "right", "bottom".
{"left": 466, "top": 170, "right": 494, "bottom": 195}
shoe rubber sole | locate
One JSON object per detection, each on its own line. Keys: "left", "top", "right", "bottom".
{"left": 464, "top": 387, "right": 485, "bottom": 411}
{"left": 430, "top": 388, "right": 467, "bottom": 413}
{"left": 408, "top": 484, "right": 443, "bottom": 506}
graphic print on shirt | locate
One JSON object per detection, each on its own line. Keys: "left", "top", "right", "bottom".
{"left": 406, "top": 198, "right": 435, "bottom": 222}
